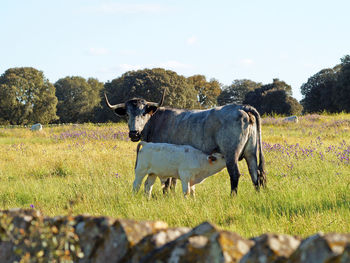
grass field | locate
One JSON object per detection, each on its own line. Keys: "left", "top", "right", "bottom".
{"left": 0, "top": 114, "right": 349, "bottom": 238}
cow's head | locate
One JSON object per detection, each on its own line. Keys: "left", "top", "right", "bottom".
{"left": 104, "top": 89, "right": 165, "bottom": 142}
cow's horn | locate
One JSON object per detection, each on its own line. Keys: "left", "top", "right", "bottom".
{"left": 104, "top": 93, "right": 125, "bottom": 110}
{"left": 158, "top": 88, "right": 166, "bottom": 107}
{"left": 148, "top": 88, "right": 166, "bottom": 107}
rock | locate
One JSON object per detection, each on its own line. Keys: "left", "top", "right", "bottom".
{"left": 340, "top": 244, "right": 350, "bottom": 263}
{"left": 0, "top": 209, "right": 349, "bottom": 263}
{"left": 0, "top": 211, "right": 168, "bottom": 263}
{"left": 0, "top": 208, "right": 42, "bottom": 229}
{"left": 240, "top": 233, "right": 301, "bottom": 263}
{"left": 283, "top": 116, "right": 298, "bottom": 123}
{"left": 141, "top": 221, "right": 254, "bottom": 263}
{"left": 90, "top": 218, "right": 168, "bottom": 263}
{"left": 288, "top": 232, "right": 350, "bottom": 263}
{"left": 74, "top": 215, "right": 116, "bottom": 262}
{"left": 30, "top": 123, "right": 43, "bottom": 131}
{"left": 125, "top": 227, "right": 191, "bottom": 263}
{"left": 0, "top": 241, "right": 15, "bottom": 263}
{"left": 0, "top": 209, "right": 43, "bottom": 263}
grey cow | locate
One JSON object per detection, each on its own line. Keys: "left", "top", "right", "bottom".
{"left": 105, "top": 89, "right": 266, "bottom": 195}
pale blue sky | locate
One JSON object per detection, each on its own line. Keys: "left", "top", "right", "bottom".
{"left": 1, "top": 0, "right": 349, "bottom": 101}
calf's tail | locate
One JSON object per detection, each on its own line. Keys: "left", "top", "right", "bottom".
{"left": 242, "top": 105, "right": 267, "bottom": 187}
{"left": 135, "top": 141, "right": 146, "bottom": 170}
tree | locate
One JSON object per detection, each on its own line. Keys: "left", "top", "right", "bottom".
{"left": 244, "top": 78, "right": 302, "bottom": 115}
{"left": 300, "top": 68, "right": 338, "bottom": 113}
{"left": 55, "top": 76, "right": 103, "bottom": 123}
{"left": 0, "top": 67, "right": 58, "bottom": 125}
{"left": 333, "top": 55, "right": 350, "bottom": 112}
{"left": 102, "top": 68, "right": 199, "bottom": 122}
{"left": 217, "top": 79, "right": 261, "bottom": 105}
{"left": 187, "top": 75, "right": 221, "bottom": 108}
{"left": 300, "top": 55, "right": 350, "bottom": 113}
{"left": 261, "top": 89, "right": 302, "bottom": 115}
{"left": 286, "top": 96, "right": 304, "bottom": 115}
{"left": 262, "top": 78, "right": 292, "bottom": 96}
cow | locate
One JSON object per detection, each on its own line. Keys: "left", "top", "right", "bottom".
{"left": 105, "top": 89, "right": 266, "bottom": 195}
{"left": 30, "top": 123, "right": 43, "bottom": 131}
{"left": 133, "top": 141, "right": 226, "bottom": 197}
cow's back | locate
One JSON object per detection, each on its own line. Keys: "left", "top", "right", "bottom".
{"left": 143, "top": 105, "right": 244, "bottom": 154}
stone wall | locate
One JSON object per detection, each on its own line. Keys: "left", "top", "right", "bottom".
{"left": 0, "top": 209, "right": 349, "bottom": 262}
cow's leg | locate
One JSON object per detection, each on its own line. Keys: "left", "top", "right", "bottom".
{"left": 225, "top": 158, "right": 241, "bottom": 195}
{"left": 170, "top": 177, "right": 177, "bottom": 192}
{"left": 162, "top": 178, "right": 171, "bottom": 194}
{"left": 160, "top": 177, "right": 171, "bottom": 194}
{"left": 144, "top": 174, "right": 157, "bottom": 198}
{"left": 216, "top": 116, "right": 250, "bottom": 195}
{"left": 218, "top": 140, "right": 243, "bottom": 195}
{"left": 162, "top": 177, "right": 177, "bottom": 194}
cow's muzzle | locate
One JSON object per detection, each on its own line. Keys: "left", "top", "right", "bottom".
{"left": 129, "top": 131, "right": 141, "bottom": 142}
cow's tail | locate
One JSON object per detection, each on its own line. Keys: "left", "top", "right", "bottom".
{"left": 135, "top": 141, "right": 146, "bottom": 170}
{"left": 242, "top": 106, "right": 267, "bottom": 187}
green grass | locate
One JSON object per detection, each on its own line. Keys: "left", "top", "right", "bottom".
{"left": 0, "top": 115, "right": 349, "bottom": 238}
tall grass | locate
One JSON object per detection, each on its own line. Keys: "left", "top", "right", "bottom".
{"left": 0, "top": 115, "right": 349, "bottom": 238}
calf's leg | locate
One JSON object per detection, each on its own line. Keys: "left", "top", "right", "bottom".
{"left": 179, "top": 171, "right": 191, "bottom": 197}
{"left": 144, "top": 174, "right": 157, "bottom": 198}
{"left": 190, "top": 183, "right": 196, "bottom": 197}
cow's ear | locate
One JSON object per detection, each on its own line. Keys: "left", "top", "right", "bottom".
{"left": 145, "top": 105, "right": 158, "bottom": 116}
{"left": 115, "top": 107, "right": 127, "bottom": 116}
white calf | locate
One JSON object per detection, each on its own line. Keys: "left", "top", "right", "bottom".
{"left": 133, "top": 142, "right": 226, "bottom": 197}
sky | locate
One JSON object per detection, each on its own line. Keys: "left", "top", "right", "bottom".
{"left": 1, "top": 0, "right": 350, "bottom": 101}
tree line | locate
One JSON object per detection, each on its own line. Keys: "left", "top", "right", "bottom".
{"left": 0, "top": 55, "right": 349, "bottom": 125}
{"left": 301, "top": 55, "right": 350, "bottom": 113}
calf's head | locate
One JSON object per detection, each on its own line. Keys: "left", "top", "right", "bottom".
{"left": 105, "top": 89, "right": 165, "bottom": 142}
